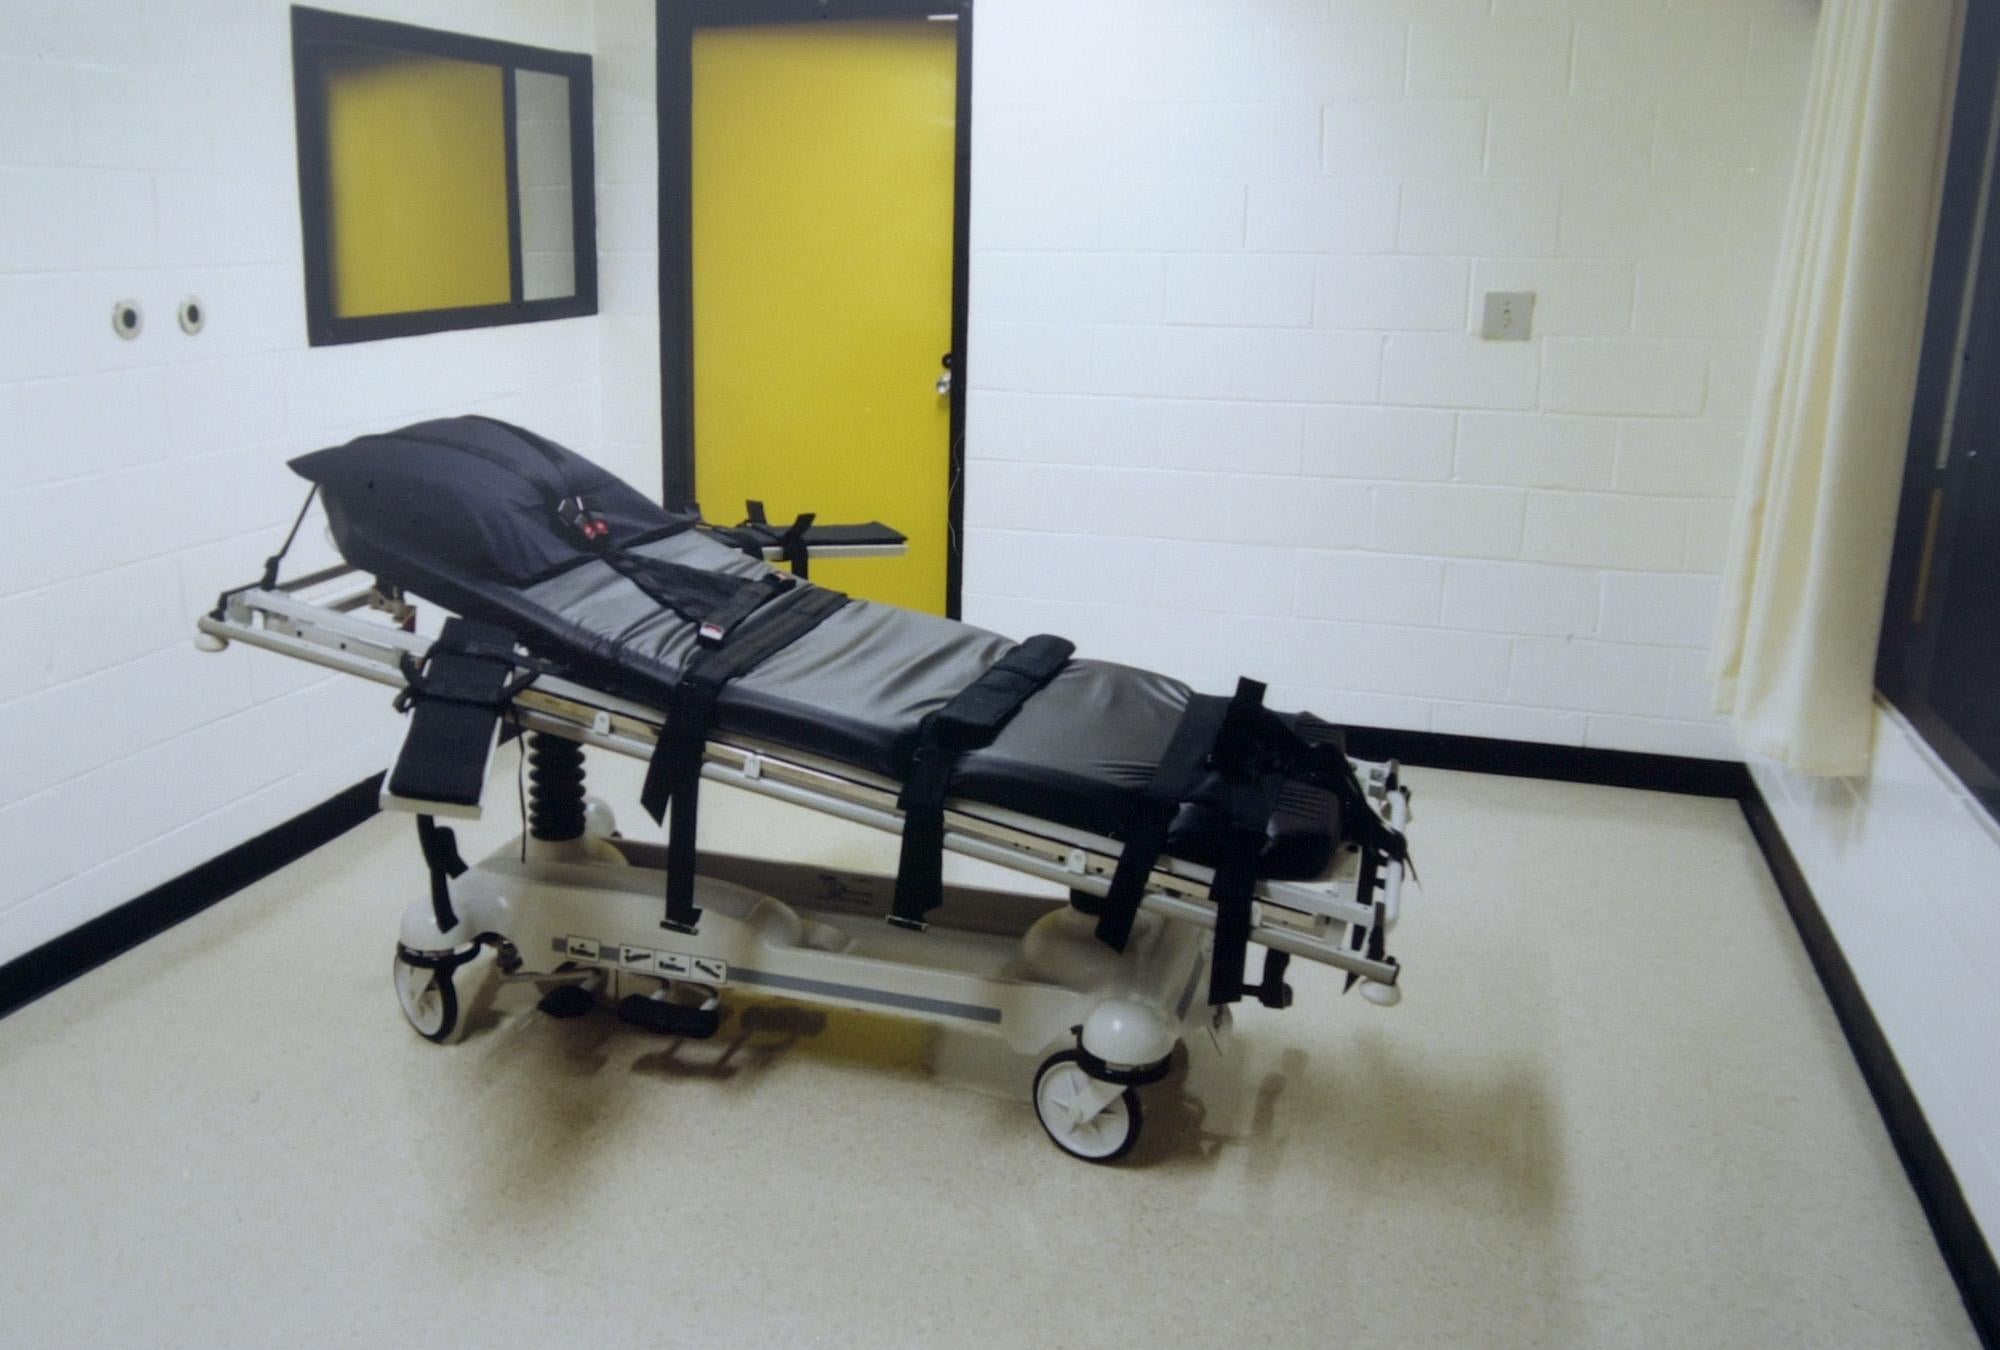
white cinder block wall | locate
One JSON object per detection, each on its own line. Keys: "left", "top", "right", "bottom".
{"left": 0, "top": 0, "right": 627, "bottom": 968}
{"left": 3, "top": 0, "right": 1827, "bottom": 962}
{"left": 1754, "top": 713, "right": 2000, "bottom": 1250}
{"left": 961, "top": 0, "right": 1818, "bottom": 758}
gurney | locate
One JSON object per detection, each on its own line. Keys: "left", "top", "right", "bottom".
{"left": 196, "top": 416, "right": 1413, "bottom": 1162}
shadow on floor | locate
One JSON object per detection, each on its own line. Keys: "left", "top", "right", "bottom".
{"left": 465, "top": 971, "right": 1564, "bottom": 1225}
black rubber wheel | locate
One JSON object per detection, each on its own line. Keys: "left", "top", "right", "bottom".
{"left": 392, "top": 951, "right": 461, "bottom": 1043}
{"left": 1033, "top": 1049, "right": 1142, "bottom": 1163}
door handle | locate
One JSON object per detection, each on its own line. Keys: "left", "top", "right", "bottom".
{"left": 936, "top": 351, "right": 953, "bottom": 396}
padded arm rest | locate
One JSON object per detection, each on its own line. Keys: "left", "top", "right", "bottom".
{"left": 726, "top": 520, "right": 906, "bottom": 553}
{"left": 383, "top": 618, "right": 522, "bottom": 818}
{"left": 707, "top": 505, "right": 907, "bottom": 580}
{"left": 787, "top": 521, "right": 906, "bottom": 550}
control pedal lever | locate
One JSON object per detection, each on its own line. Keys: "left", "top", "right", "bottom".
{"left": 616, "top": 993, "right": 721, "bottom": 1039}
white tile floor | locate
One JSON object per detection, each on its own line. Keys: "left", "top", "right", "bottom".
{"left": 0, "top": 753, "right": 1979, "bottom": 1347}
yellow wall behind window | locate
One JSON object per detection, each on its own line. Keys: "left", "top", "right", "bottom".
{"left": 323, "top": 53, "right": 512, "bottom": 318}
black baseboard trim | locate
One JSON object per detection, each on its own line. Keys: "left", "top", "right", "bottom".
{"left": 1341, "top": 725, "right": 1752, "bottom": 798}
{"left": 0, "top": 773, "right": 384, "bottom": 1022}
{"left": 1740, "top": 781, "right": 1999, "bottom": 1349}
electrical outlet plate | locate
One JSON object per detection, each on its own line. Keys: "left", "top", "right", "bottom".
{"left": 1481, "top": 290, "right": 1534, "bottom": 341}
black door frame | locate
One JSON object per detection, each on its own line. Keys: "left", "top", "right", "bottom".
{"left": 656, "top": 0, "right": 973, "bottom": 618}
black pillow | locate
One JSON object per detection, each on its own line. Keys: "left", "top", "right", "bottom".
{"left": 291, "top": 416, "right": 683, "bottom": 586}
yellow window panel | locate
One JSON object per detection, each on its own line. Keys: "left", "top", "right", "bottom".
{"left": 323, "top": 52, "right": 513, "bottom": 319}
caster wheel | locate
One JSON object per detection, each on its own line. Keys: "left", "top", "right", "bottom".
{"left": 393, "top": 949, "right": 466, "bottom": 1044}
{"left": 1034, "top": 1050, "right": 1142, "bottom": 1163}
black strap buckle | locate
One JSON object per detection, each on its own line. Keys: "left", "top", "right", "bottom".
{"left": 557, "top": 496, "right": 610, "bottom": 546}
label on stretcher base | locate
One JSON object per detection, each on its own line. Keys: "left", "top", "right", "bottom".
{"left": 557, "top": 936, "right": 725, "bottom": 985}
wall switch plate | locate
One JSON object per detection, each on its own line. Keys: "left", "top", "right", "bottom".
{"left": 1481, "top": 290, "right": 1535, "bottom": 341}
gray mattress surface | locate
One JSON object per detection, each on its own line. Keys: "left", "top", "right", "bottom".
{"left": 291, "top": 417, "right": 1339, "bottom": 876}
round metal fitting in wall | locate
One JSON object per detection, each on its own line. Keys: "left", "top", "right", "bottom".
{"left": 177, "top": 297, "right": 204, "bottom": 335}
{"left": 110, "top": 300, "right": 142, "bottom": 339}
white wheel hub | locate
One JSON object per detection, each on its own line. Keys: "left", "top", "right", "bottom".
{"left": 1035, "top": 1061, "right": 1133, "bottom": 1161}
{"left": 393, "top": 950, "right": 470, "bottom": 1043}
{"left": 393, "top": 957, "right": 447, "bottom": 1035}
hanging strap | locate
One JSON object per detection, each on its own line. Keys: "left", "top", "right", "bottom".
{"left": 1089, "top": 678, "right": 1287, "bottom": 1005}
{"left": 1204, "top": 681, "right": 1277, "bottom": 1004}
{"left": 1194, "top": 679, "right": 1282, "bottom": 1005}
{"left": 1092, "top": 694, "right": 1235, "bottom": 952}
{"left": 640, "top": 586, "right": 850, "bottom": 932}
{"left": 209, "top": 485, "right": 320, "bottom": 618}
{"left": 414, "top": 814, "right": 468, "bottom": 934}
{"left": 1091, "top": 679, "right": 1412, "bottom": 1003}
{"left": 259, "top": 484, "right": 320, "bottom": 590}
{"left": 1205, "top": 772, "right": 1284, "bottom": 1005}
{"left": 889, "top": 635, "right": 1075, "bottom": 931}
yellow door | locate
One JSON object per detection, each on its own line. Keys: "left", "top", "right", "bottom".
{"left": 690, "top": 19, "right": 957, "bottom": 614}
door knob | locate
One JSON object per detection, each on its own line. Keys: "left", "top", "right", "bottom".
{"left": 936, "top": 351, "right": 953, "bottom": 396}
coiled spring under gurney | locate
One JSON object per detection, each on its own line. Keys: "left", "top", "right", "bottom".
{"left": 527, "top": 733, "right": 588, "bottom": 842}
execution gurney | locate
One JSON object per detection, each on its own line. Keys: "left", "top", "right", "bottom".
{"left": 196, "top": 416, "right": 1413, "bottom": 1162}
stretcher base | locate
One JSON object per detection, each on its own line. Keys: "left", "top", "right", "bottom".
{"left": 393, "top": 825, "right": 1228, "bottom": 1158}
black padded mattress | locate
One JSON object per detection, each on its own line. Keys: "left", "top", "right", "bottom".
{"left": 292, "top": 417, "right": 1343, "bottom": 879}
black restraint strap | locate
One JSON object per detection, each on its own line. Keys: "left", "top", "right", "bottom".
{"left": 1206, "top": 776, "right": 1282, "bottom": 1006}
{"left": 1092, "top": 694, "right": 1234, "bottom": 952}
{"left": 604, "top": 550, "right": 793, "bottom": 648}
{"left": 1088, "top": 678, "right": 1277, "bottom": 1004}
{"left": 1202, "top": 680, "right": 1285, "bottom": 1005}
{"left": 1095, "top": 678, "right": 1412, "bottom": 1004}
{"left": 415, "top": 815, "right": 468, "bottom": 933}
{"left": 889, "top": 635, "right": 1075, "bottom": 931}
{"left": 744, "top": 500, "right": 817, "bottom": 578}
{"left": 640, "top": 586, "right": 850, "bottom": 932}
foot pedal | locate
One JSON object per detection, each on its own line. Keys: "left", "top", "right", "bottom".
{"left": 538, "top": 984, "right": 595, "bottom": 1018}
{"left": 616, "top": 994, "right": 721, "bottom": 1039}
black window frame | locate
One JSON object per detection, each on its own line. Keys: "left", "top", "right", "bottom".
{"left": 1880, "top": 2, "right": 2000, "bottom": 819}
{"left": 290, "top": 5, "right": 599, "bottom": 347}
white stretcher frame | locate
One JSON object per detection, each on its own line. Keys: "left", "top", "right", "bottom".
{"left": 196, "top": 566, "right": 1410, "bottom": 995}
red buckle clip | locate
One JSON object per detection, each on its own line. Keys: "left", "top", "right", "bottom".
{"left": 580, "top": 518, "right": 610, "bottom": 541}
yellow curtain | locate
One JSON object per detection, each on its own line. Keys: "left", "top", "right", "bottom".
{"left": 1713, "top": 0, "right": 1962, "bottom": 775}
